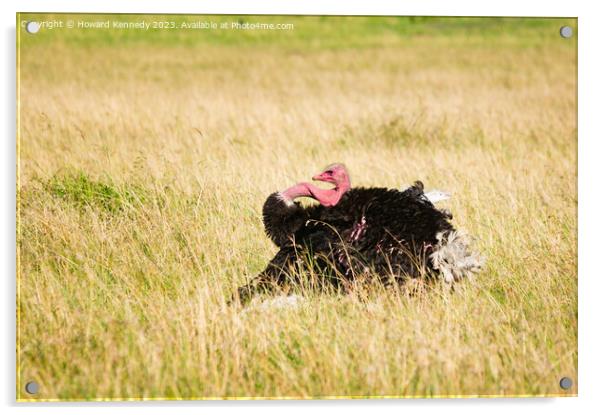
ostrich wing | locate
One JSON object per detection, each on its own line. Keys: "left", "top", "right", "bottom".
{"left": 262, "top": 192, "right": 313, "bottom": 247}
{"left": 400, "top": 184, "right": 450, "bottom": 204}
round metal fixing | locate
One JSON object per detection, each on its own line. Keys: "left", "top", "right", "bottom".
{"left": 25, "top": 21, "right": 40, "bottom": 34}
{"left": 559, "top": 377, "right": 573, "bottom": 390}
{"left": 25, "top": 381, "right": 39, "bottom": 394}
{"left": 559, "top": 26, "right": 573, "bottom": 39}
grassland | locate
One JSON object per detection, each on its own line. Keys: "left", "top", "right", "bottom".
{"left": 17, "top": 14, "right": 577, "bottom": 400}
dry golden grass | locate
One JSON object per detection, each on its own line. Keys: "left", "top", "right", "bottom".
{"left": 17, "top": 15, "right": 577, "bottom": 399}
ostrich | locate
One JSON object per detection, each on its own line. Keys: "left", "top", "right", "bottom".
{"left": 234, "top": 164, "right": 482, "bottom": 304}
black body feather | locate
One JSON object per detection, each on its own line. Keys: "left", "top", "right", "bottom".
{"left": 236, "top": 182, "right": 456, "bottom": 303}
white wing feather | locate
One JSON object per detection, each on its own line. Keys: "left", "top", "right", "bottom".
{"left": 424, "top": 190, "right": 451, "bottom": 203}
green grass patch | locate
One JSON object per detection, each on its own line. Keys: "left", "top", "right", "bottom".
{"left": 44, "top": 171, "right": 148, "bottom": 214}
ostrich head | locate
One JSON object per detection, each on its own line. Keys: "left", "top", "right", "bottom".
{"left": 312, "top": 163, "right": 350, "bottom": 189}
{"left": 279, "top": 163, "right": 351, "bottom": 207}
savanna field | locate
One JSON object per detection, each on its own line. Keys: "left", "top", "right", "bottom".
{"left": 17, "top": 15, "right": 577, "bottom": 400}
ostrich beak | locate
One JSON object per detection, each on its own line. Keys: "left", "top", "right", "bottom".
{"left": 312, "top": 172, "right": 333, "bottom": 184}
{"left": 312, "top": 172, "right": 325, "bottom": 182}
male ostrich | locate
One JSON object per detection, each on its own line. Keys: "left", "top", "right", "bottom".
{"left": 235, "top": 164, "right": 482, "bottom": 303}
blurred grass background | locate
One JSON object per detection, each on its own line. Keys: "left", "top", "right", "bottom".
{"left": 17, "top": 14, "right": 577, "bottom": 400}
{"left": 19, "top": 15, "right": 574, "bottom": 48}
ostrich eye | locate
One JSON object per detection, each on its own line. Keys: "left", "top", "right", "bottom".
{"left": 324, "top": 170, "right": 333, "bottom": 175}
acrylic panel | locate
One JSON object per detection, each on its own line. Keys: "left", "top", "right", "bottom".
{"left": 16, "top": 13, "right": 577, "bottom": 401}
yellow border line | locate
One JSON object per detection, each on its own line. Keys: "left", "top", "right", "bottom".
{"left": 16, "top": 393, "right": 577, "bottom": 402}
{"left": 16, "top": 11, "right": 22, "bottom": 403}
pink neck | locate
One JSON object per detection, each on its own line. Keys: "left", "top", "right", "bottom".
{"left": 281, "top": 183, "right": 313, "bottom": 201}
{"left": 281, "top": 179, "right": 350, "bottom": 207}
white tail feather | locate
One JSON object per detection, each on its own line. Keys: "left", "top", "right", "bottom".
{"left": 430, "top": 231, "right": 484, "bottom": 284}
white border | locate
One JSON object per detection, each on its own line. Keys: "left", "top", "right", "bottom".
{"left": 3, "top": 1, "right": 601, "bottom": 414}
